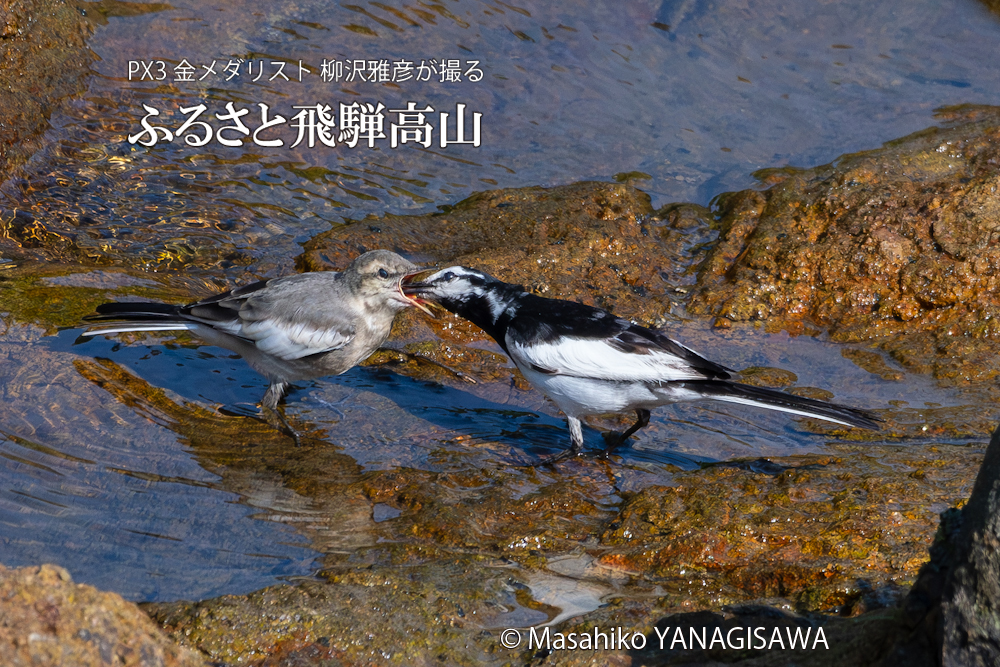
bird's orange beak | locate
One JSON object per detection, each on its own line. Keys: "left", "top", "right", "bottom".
{"left": 399, "top": 270, "right": 444, "bottom": 318}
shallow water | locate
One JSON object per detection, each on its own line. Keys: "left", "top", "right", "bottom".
{"left": 1, "top": 291, "right": 986, "bottom": 604}
{"left": 4, "top": 0, "right": 1000, "bottom": 274}
{"left": 0, "top": 0, "right": 998, "bottom": 612}
{"left": 0, "top": 324, "right": 319, "bottom": 601}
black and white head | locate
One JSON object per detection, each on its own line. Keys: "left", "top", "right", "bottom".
{"left": 343, "top": 250, "right": 425, "bottom": 313}
{"left": 402, "top": 265, "right": 524, "bottom": 327}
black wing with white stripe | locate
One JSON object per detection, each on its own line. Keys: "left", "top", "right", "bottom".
{"left": 502, "top": 294, "right": 732, "bottom": 382}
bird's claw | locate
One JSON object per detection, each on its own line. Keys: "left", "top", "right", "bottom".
{"left": 534, "top": 447, "right": 585, "bottom": 467}
{"left": 260, "top": 403, "right": 304, "bottom": 446}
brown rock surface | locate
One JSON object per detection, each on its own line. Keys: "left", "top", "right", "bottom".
{"left": 299, "top": 182, "right": 674, "bottom": 324}
{"left": 146, "top": 560, "right": 516, "bottom": 667}
{"left": 599, "top": 447, "right": 979, "bottom": 613}
{"left": 0, "top": 0, "right": 95, "bottom": 174}
{"left": 689, "top": 105, "right": 1000, "bottom": 386}
{"left": 0, "top": 562, "right": 206, "bottom": 666}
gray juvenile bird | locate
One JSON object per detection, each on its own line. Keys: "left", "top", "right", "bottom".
{"left": 403, "top": 266, "right": 880, "bottom": 463}
{"left": 83, "top": 250, "right": 430, "bottom": 436}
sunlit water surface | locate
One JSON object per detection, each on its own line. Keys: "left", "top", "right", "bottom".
{"left": 2, "top": 0, "right": 998, "bottom": 273}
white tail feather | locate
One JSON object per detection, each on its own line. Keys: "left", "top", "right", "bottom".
{"left": 85, "top": 323, "right": 193, "bottom": 336}
{"left": 710, "top": 395, "right": 858, "bottom": 428}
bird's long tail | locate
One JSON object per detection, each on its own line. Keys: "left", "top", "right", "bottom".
{"left": 678, "top": 380, "right": 881, "bottom": 430}
{"left": 82, "top": 302, "right": 193, "bottom": 336}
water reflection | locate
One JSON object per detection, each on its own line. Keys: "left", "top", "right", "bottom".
{"left": 0, "top": 326, "right": 319, "bottom": 601}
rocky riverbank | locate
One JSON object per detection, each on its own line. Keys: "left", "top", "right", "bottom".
{"left": 140, "top": 108, "right": 1000, "bottom": 665}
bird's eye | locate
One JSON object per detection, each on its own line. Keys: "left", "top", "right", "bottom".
{"left": 443, "top": 271, "right": 456, "bottom": 282}
{"left": 378, "top": 268, "right": 389, "bottom": 279}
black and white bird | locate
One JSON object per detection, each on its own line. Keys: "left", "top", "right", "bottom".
{"left": 403, "top": 266, "right": 881, "bottom": 463}
{"left": 83, "top": 250, "right": 431, "bottom": 437}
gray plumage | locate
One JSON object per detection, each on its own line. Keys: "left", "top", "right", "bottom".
{"left": 83, "top": 250, "right": 422, "bottom": 417}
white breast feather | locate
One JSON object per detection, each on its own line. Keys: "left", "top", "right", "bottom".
{"left": 241, "top": 319, "right": 353, "bottom": 360}
{"left": 507, "top": 334, "right": 710, "bottom": 383}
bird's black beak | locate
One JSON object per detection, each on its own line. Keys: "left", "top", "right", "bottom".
{"left": 399, "top": 270, "right": 444, "bottom": 317}
{"left": 401, "top": 268, "right": 437, "bottom": 290}
{"left": 401, "top": 269, "right": 440, "bottom": 295}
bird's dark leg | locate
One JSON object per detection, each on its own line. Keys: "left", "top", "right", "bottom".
{"left": 538, "top": 416, "right": 586, "bottom": 466}
{"left": 261, "top": 381, "right": 287, "bottom": 412}
{"left": 599, "top": 409, "right": 650, "bottom": 459}
{"left": 259, "top": 381, "right": 302, "bottom": 445}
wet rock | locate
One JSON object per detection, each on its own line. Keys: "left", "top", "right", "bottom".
{"left": 0, "top": 261, "right": 265, "bottom": 333}
{"left": 144, "top": 557, "right": 528, "bottom": 667}
{"left": 300, "top": 182, "right": 668, "bottom": 323}
{"left": 0, "top": 263, "right": 148, "bottom": 333}
{"left": 0, "top": 562, "right": 205, "bottom": 666}
{"left": 520, "top": 423, "right": 1000, "bottom": 667}
{"left": 841, "top": 349, "right": 904, "bottom": 382}
{"left": 940, "top": 431, "right": 1000, "bottom": 666}
{"left": 598, "top": 446, "right": 981, "bottom": 613}
{"left": 734, "top": 366, "right": 798, "bottom": 388}
{"left": 881, "top": 421, "right": 1000, "bottom": 666}
{"left": 0, "top": 0, "right": 95, "bottom": 174}
{"left": 689, "top": 105, "right": 1000, "bottom": 387}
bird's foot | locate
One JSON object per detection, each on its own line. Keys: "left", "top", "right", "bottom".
{"left": 596, "top": 431, "right": 629, "bottom": 460}
{"left": 534, "top": 447, "right": 585, "bottom": 467}
{"left": 260, "top": 403, "right": 304, "bottom": 446}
